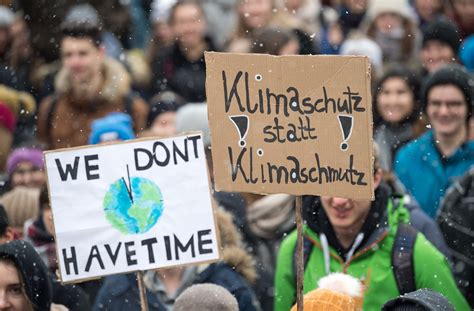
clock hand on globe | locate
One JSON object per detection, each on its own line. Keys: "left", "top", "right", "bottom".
{"left": 121, "top": 164, "right": 134, "bottom": 203}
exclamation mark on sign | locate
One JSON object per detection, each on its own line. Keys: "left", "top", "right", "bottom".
{"left": 338, "top": 115, "right": 353, "bottom": 151}
{"left": 229, "top": 115, "right": 249, "bottom": 148}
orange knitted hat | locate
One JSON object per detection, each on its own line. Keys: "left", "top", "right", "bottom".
{"left": 291, "top": 273, "right": 364, "bottom": 311}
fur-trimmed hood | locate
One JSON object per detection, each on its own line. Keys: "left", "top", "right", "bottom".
{"left": 215, "top": 207, "right": 257, "bottom": 284}
{"left": 54, "top": 57, "right": 131, "bottom": 104}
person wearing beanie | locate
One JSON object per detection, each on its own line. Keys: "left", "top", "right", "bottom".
{"left": 139, "top": 91, "right": 184, "bottom": 139}
{"left": 0, "top": 240, "right": 53, "bottom": 311}
{"left": 0, "top": 186, "right": 40, "bottom": 238}
{"left": 274, "top": 143, "right": 470, "bottom": 310}
{"left": 291, "top": 273, "right": 363, "bottom": 311}
{"left": 420, "top": 19, "right": 462, "bottom": 74}
{"left": 175, "top": 103, "right": 211, "bottom": 147}
{"left": 364, "top": 0, "right": 419, "bottom": 64}
{"left": 174, "top": 284, "right": 239, "bottom": 311}
{"left": 88, "top": 112, "right": 135, "bottom": 145}
{"left": 4, "top": 147, "right": 45, "bottom": 190}
{"left": 382, "top": 288, "right": 455, "bottom": 311}
{"left": 394, "top": 64, "right": 474, "bottom": 218}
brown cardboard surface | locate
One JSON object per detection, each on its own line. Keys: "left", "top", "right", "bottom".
{"left": 205, "top": 52, "right": 374, "bottom": 200}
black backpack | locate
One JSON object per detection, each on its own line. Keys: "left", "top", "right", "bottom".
{"left": 437, "top": 166, "right": 474, "bottom": 306}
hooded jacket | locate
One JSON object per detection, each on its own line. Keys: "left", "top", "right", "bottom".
{"left": 273, "top": 185, "right": 470, "bottom": 311}
{"left": 0, "top": 240, "right": 53, "bottom": 311}
{"left": 37, "top": 57, "right": 148, "bottom": 149}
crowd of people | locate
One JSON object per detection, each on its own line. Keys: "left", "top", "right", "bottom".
{"left": 0, "top": 0, "right": 473, "bottom": 310}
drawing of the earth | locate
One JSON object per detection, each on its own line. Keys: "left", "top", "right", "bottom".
{"left": 103, "top": 177, "right": 164, "bottom": 234}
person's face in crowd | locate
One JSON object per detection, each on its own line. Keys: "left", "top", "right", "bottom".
{"left": 171, "top": 4, "right": 207, "bottom": 49}
{"left": 61, "top": 37, "right": 105, "bottom": 85}
{"left": 151, "top": 111, "right": 177, "bottom": 137}
{"left": 153, "top": 21, "right": 173, "bottom": 47}
{"left": 41, "top": 205, "right": 54, "bottom": 237}
{"left": 415, "top": 0, "right": 442, "bottom": 22}
{"left": 10, "top": 161, "right": 45, "bottom": 189}
{"left": 278, "top": 38, "right": 299, "bottom": 55}
{"left": 320, "top": 196, "right": 372, "bottom": 238}
{"left": 320, "top": 170, "right": 382, "bottom": 243}
{"left": 420, "top": 41, "right": 456, "bottom": 73}
{"left": 344, "top": 0, "right": 368, "bottom": 14}
{"left": 427, "top": 84, "right": 468, "bottom": 137}
{"left": 451, "top": 0, "right": 474, "bottom": 22}
{"left": 239, "top": 0, "right": 273, "bottom": 30}
{"left": 375, "top": 12, "right": 403, "bottom": 34}
{"left": 0, "top": 261, "right": 32, "bottom": 311}
{"left": 377, "top": 77, "right": 414, "bottom": 123}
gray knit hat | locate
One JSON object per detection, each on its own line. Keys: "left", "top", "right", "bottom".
{"left": 175, "top": 103, "right": 211, "bottom": 147}
{"left": 174, "top": 284, "right": 239, "bottom": 311}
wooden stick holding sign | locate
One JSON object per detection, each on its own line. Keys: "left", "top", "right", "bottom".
{"left": 137, "top": 271, "right": 149, "bottom": 311}
{"left": 205, "top": 52, "right": 374, "bottom": 310}
{"left": 295, "top": 196, "right": 304, "bottom": 311}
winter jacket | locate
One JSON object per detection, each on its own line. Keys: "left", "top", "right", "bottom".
{"left": 394, "top": 130, "right": 474, "bottom": 218}
{"left": 274, "top": 186, "right": 470, "bottom": 311}
{"left": 37, "top": 58, "right": 148, "bottom": 149}
{"left": 150, "top": 37, "right": 217, "bottom": 102}
{"left": 437, "top": 166, "right": 474, "bottom": 307}
{"left": 93, "top": 262, "right": 259, "bottom": 311}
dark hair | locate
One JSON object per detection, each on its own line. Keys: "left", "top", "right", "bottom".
{"left": 0, "top": 204, "right": 8, "bottom": 237}
{"left": 147, "top": 91, "right": 185, "bottom": 128}
{"left": 168, "top": 0, "right": 205, "bottom": 25}
{"left": 60, "top": 23, "right": 102, "bottom": 47}
{"left": 373, "top": 67, "right": 422, "bottom": 126}
{"left": 250, "top": 26, "right": 298, "bottom": 55}
{"left": 0, "top": 240, "right": 53, "bottom": 310}
{"left": 422, "top": 64, "right": 473, "bottom": 121}
{"left": 39, "top": 184, "right": 49, "bottom": 210}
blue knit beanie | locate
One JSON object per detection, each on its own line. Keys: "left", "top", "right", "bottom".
{"left": 89, "top": 112, "right": 135, "bottom": 145}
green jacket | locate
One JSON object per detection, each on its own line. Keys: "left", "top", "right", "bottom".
{"left": 274, "top": 199, "right": 470, "bottom": 311}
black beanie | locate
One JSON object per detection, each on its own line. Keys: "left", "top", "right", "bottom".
{"left": 422, "top": 64, "right": 473, "bottom": 120}
{"left": 0, "top": 240, "right": 52, "bottom": 310}
{"left": 381, "top": 288, "right": 455, "bottom": 311}
{"left": 422, "top": 19, "right": 461, "bottom": 54}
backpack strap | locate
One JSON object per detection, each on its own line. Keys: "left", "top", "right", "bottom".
{"left": 293, "top": 234, "right": 314, "bottom": 284}
{"left": 392, "top": 223, "right": 417, "bottom": 295}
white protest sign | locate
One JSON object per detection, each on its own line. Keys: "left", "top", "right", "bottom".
{"left": 44, "top": 134, "right": 219, "bottom": 283}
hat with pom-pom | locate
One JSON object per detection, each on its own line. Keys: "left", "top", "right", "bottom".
{"left": 291, "top": 273, "right": 364, "bottom": 311}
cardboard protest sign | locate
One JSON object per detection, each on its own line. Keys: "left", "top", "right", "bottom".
{"left": 205, "top": 52, "right": 374, "bottom": 199}
{"left": 44, "top": 134, "right": 219, "bottom": 283}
